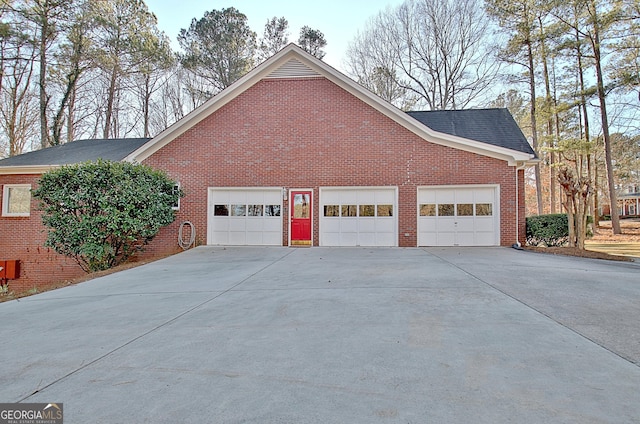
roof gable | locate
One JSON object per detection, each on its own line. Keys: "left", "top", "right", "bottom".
{"left": 0, "top": 138, "right": 150, "bottom": 174}
{"left": 126, "top": 44, "right": 537, "bottom": 166}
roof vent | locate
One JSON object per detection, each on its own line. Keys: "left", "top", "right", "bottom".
{"left": 266, "top": 58, "right": 320, "bottom": 79}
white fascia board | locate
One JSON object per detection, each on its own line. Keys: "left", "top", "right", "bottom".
{"left": 0, "top": 165, "right": 59, "bottom": 175}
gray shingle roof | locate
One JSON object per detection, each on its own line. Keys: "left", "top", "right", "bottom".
{"left": 407, "top": 108, "right": 536, "bottom": 156}
{"left": 0, "top": 138, "right": 151, "bottom": 167}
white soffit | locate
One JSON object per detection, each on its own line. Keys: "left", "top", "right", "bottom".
{"left": 0, "top": 165, "right": 58, "bottom": 175}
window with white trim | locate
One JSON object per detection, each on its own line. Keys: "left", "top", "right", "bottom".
{"left": 2, "top": 184, "right": 31, "bottom": 217}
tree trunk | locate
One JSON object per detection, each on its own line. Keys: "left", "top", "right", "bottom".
{"left": 539, "top": 16, "right": 557, "bottom": 214}
{"left": 526, "top": 35, "right": 543, "bottom": 215}
{"left": 66, "top": 85, "right": 76, "bottom": 142}
{"left": 39, "top": 4, "right": 50, "bottom": 149}
{"left": 143, "top": 73, "right": 151, "bottom": 137}
{"left": 565, "top": 192, "right": 576, "bottom": 247}
{"left": 51, "top": 67, "right": 80, "bottom": 145}
{"left": 593, "top": 160, "right": 599, "bottom": 224}
{"left": 103, "top": 66, "right": 118, "bottom": 139}
{"left": 590, "top": 1, "right": 621, "bottom": 234}
{"left": 575, "top": 25, "right": 597, "bottom": 226}
{"left": 576, "top": 193, "right": 585, "bottom": 249}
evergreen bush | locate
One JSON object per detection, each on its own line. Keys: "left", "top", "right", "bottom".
{"left": 526, "top": 214, "right": 569, "bottom": 247}
{"left": 33, "top": 160, "right": 183, "bottom": 272}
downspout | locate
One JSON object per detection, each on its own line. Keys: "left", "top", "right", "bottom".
{"left": 513, "top": 162, "right": 527, "bottom": 249}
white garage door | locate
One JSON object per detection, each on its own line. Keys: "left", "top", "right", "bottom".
{"left": 320, "top": 187, "right": 397, "bottom": 246}
{"left": 208, "top": 188, "right": 282, "bottom": 245}
{"left": 418, "top": 186, "right": 499, "bottom": 246}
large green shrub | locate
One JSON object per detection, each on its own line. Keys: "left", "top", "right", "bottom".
{"left": 526, "top": 214, "right": 569, "bottom": 247}
{"left": 33, "top": 160, "right": 183, "bottom": 272}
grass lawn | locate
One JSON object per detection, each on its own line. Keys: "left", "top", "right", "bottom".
{"left": 586, "top": 219, "right": 640, "bottom": 258}
{"left": 585, "top": 242, "right": 640, "bottom": 258}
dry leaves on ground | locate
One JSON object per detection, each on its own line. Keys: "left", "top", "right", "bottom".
{"left": 525, "top": 218, "right": 640, "bottom": 262}
{"left": 591, "top": 219, "right": 640, "bottom": 243}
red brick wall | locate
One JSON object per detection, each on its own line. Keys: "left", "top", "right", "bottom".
{"left": 0, "top": 174, "right": 85, "bottom": 293}
{"left": 0, "top": 76, "right": 526, "bottom": 291}
{"left": 144, "top": 77, "right": 523, "bottom": 250}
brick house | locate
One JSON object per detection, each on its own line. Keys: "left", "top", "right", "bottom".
{"left": 0, "top": 44, "right": 536, "bottom": 292}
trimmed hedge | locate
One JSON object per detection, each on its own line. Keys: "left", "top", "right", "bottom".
{"left": 526, "top": 214, "right": 569, "bottom": 247}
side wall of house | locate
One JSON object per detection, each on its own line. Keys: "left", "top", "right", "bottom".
{"left": 0, "top": 174, "right": 85, "bottom": 293}
{"left": 143, "top": 77, "right": 523, "bottom": 249}
{"left": 0, "top": 77, "right": 528, "bottom": 291}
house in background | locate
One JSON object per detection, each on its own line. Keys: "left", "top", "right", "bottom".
{"left": 617, "top": 186, "right": 640, "bottom": 217}
{"left": 0, "top": 44, "right": 537, "bottom": 292}
{"left": 599, "top": 185, "right": 640, "bottom": 218}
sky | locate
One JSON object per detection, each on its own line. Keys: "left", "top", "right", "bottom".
{"left": 144, "top": 0, "right": 405, "bottom": 71}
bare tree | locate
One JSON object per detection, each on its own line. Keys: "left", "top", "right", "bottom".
{"left": 0, "top": 17, "right": 39, "bottom": 156}
{"left": 346, "top": 26, "right": 415, "bottom": 108}
{"left": 49, "top": 0, "right": 95, "bottom": 145}
{"left": 558, "top": 167, "right": 593, "bottom": 248}
{"left": 90, "top": 0, "right": 167, "bottom": 139}
{"left": 0, "top": 0, "right": 14, "bottom": 97}
{"left": 19, "top": 0, "right": 71, "bottom": 148}
{"left": 348, "top": 0, "right": 498, "bottom": 110}
{"left": 132, "top": 29, "right": 174, "bottom": 137}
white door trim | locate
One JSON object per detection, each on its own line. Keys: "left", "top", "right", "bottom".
{"left": 288, "top": 188, "right": 314, "bottom": 247}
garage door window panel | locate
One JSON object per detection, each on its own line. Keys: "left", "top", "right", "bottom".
{"left": 342, "top": 205, "right": 357, "bottom": 217}
{"left": 377, "top": 205, "right": 393, "bottom": 216}
{"left": 420, "top": 204, "right": 436, "bottom": 216}
{"left": 214, "top": 205, "right": 229, "bottom": 216}
{"left": 476, "top": 203, "right": 492, "bottom": 216}
{"left": 248, "top": 205, "right": 263, "bottom": 216}
{"left": 265, "top": 205, "right": 281, "bottom": 216}
{"left": 457, "top": 204, "right": 474, "bottom": 216}
{"left": 231, "top": 205, "right": 246, "bottom": 216}
{"left": 438, "top": 204, "right": 454, "bottom": 216}
{"left": 359, "top": 205, "right": 375, "bottom": 217}
{"left": 324, "top": 205, "right": 339, "bottom": 217}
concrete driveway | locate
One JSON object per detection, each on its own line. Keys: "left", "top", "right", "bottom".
{"left": 1, "top": 247, "right": 639, "bottom": 423}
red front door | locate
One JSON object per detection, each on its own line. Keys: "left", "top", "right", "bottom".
{"left": 290, "top": 190, "right": 312, "bottom": 246}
